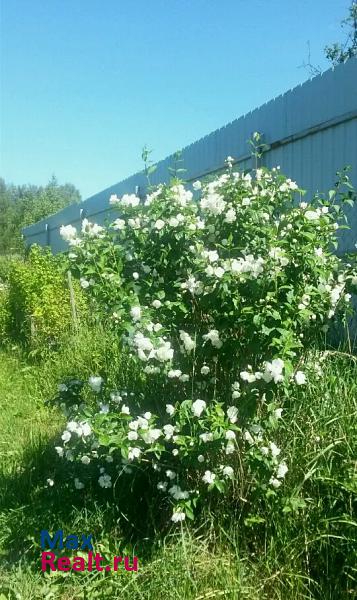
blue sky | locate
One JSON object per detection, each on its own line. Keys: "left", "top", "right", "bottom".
{"left": 0, "top": 0, "right": 351, "bottom": 199}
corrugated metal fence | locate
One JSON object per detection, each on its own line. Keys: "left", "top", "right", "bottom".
{"left": 23, "top": 58, "right": 357, "bottom": 254}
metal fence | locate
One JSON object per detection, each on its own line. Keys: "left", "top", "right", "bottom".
{"left": 23, "top": 58, "right": 357, "bottom": 254}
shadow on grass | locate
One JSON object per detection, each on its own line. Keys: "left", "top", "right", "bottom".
{"left": 0, "top": 433, "right": 172, "bottom": 569}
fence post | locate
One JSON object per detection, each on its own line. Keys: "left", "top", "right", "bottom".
{"left": 67, "top": 270, "right": 78, "bottom": 332}
{"left": 45, "top": 223, "right": 50, "bottom": 247}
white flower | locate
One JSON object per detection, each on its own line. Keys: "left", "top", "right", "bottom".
{"left": 98, "top": 473, "right": 112, "bottom": 488}
{"left": 157, "top": 481, "right": 168, "bottom": 491}
{"left": 47, "top": 478, "right": 54, "bottom": 487}
{"left": 276, "top": 462, "right": 288, "bottom": 479}
{"left": 200, "top": 192, "right": 226, "bottom": 216}
{"left": 121, "top": 405, "right": 130, "bottom": 414}
{"left": 88, "top": 376, "right": 103, "bottom": 393}
{"left": 128, "top": 447, "right": 141, "bottom": 461}
{"left": 132, "top": 272, "right": 139, "bottom": 280}
{"left": 61, "top": 430, "right": 71, "bottom": 443}
{"left": 60, "top": 224, "right": 78, "bottom": 242}
{"left": 106, "top": 455, "right": 113, "bottom": 463}
{"left": 274, "top": 408, "right": 283, "bottom": 419}
{"left": 171, "top": 184, "right": 192, "bottom": 206}
{"left": 243, "top": 431, "right": 254, "bottom": 445}
{"left": 262, "top": 358, "right": 284, "bottom": 384}
{"left": 143, "top": 412, "right": 151, "bottom": 420}
{"left": 74, "top": 478, "right": 84, "bottom": 490}
{"left": 202, "top": 470, "right": 216, "bottom": 485}
{"left": 81, "top": 455, "right": 91, "bottom": 465}
{"left": 179, "top": 330, "right": 196, "bottom": 353}
{"left": 202, "top": 329, "right": 222, "bottom": 349}
{"left": 128, "top": 217, "right": 141, "bottom": 229}
{"left": 152, "top": 299, "right": 162, "bottom": 308}
{"left": 154, "top": 219, "right": 165, "bottom": 230}
{"left": 135, "top": 416, "right": 149, "bottom": 430}
{"left": 81, "top": 219, "right": 104, "bottom": 237}
{"left": 193, "top": 180, "right": 202, "bottom": 190}
{"left": 81, "top": 422, "right": 92, "bottom": 437}
{"left": 67, "top": 421, "right": 79, "bottom": 433}
{"left": 156, "top": 341, "right": 174, "bottom": 362}
{"left": 80, "top": 277, "right": 90, "bottom": 289}
{"left": 166, "top": 469, "right": 176, "bottom": 480}
{"left": 240, "top": 371, "right": 256, "bottom": 383}
{"left": 130, "top": 306, "right": 141, "bottom": 322}
{"left": 58, "top": 383, "right": 68, "bottom": 392}
{"left": 163, "top": 424, "right": 175, "bottom": 440}
{"left": 180, "top": 374, "right": 190, "bottom": 382}
{"left": 305, "top": 210, "right": 319, "bottom": 221}
{"left": 269, "top": 477, "right": 282, "bottom": 489}
{"left": 181, "top": 276, "right": 204, "bottom": 296}
{"left": 202, "top": 249, "right": 219, "bottom": 263}
{"left": 168, "top": 369, "right": 182, "bottom": 378}
{"left": 169, "top": 216, "right": 180, "bottom": 227}
{"left": 269, "top": 442, "right": 281, "bottom": 458}
{"left": 166, "top": 404, "right": 175, "bottom": 416}
{"left": 65, "top": 450, "right": 74, "bottom": 461}
{"left": 222, "top": 466, "right": 234, "bottom": 479}
{"left": 168, "top": 485, "right": 189, "bottom": 500}
{"left": 200, "top": 432, "right": 213, "bottom": 442}
{"left": 198, "top": 454, "right": 205, "bottom": 463}
{"left": 55, "top": 446, "right": 64, "bottom": 457}
{"left": 142, "top": 428, "right": 162, "bottom": 444}
{"left": 225, "top": 442, "right": 235, "bottom": 454}
{"left": 295, "top": 371, "right": 306, "bottom": 385}
{"left": 214, "top": 266, "right": 225, "bottom": 278}
{"left": 226, "top": 156, "right": 234, "bottom": 167}
{"left": 192, "top": 399, "right": 206, "bottom": 417}
{"left": 99, "top": 403, "right": 109, "bottom": 414}
{"left": 120, "top": 193, "right": 140, "bottom": 207}
{"left": 128, "top": 431, "right": 138, "bottom": 441}
{"left": 225, "top": 430, "right": 236, "bottom": 440}
{"left": 227, "top": 406, "right": 238, "bottom": 423}
{"left": 112, "top": 218, "right": 125, "bottom": 230}
{"left": 171, "top": 511, "right": 186, "bottom": 523}
{"left": 261, "top": 446, "right": 269, "bottom": 456}
{"left": 224, "top": 208, "right": 237, "bottom": 223}
{"left": 109, "top": 194, "right": 120, "bottom": 205}
{"left": 200, "top": 365, "right": 210, "bottom": 375}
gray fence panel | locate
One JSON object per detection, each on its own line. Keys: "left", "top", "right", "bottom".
{"left": 23, "top": 58, "right": 357, "bottom": 254}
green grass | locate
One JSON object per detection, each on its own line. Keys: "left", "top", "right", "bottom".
{"left": 0, "top": 335, "right": 356, "bottom": 599}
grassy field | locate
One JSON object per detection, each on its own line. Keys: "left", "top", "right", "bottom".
{"left": 0, "top": 338, "right": 356, "bottom": 599}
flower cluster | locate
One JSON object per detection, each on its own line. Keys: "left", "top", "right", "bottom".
{"left": 57, "top": 160, "right": 356, "bottom": 521}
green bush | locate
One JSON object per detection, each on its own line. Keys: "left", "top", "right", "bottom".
{"left": 0, "top": 284, "right": 10, "bottom": 343}
{"left": 0, "top": 254, "right": 21, "bottom": 283}
{"left": 54, "top": 157, "right": 357, "bottom": 526}
{"left": 7, "top": 245, "right": 87, "bottom": 350}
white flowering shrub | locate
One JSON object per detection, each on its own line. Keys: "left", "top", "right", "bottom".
{"left": 56, "top": 159, "right": 356, "bottom": 522}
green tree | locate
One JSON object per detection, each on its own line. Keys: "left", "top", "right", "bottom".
{"left": 0, "top": 176, "right": 81, "bottom": 255}
{"left": 325, "top": 1, "right": 357, "bottom": 66}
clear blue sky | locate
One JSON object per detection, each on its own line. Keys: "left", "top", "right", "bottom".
{"left": 0, "top": 0, "right": 351, "bottom": 199}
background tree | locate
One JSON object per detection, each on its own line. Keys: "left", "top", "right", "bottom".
{"left": 0, "top": 177, "right": 81, "bottom": 255}
{"left": 325, "top": 1, "right": 357, "bottom": 66}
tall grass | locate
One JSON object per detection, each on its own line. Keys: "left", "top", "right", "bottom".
{"left": 0, "top": 330, "right": 355, "bottom": 599}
